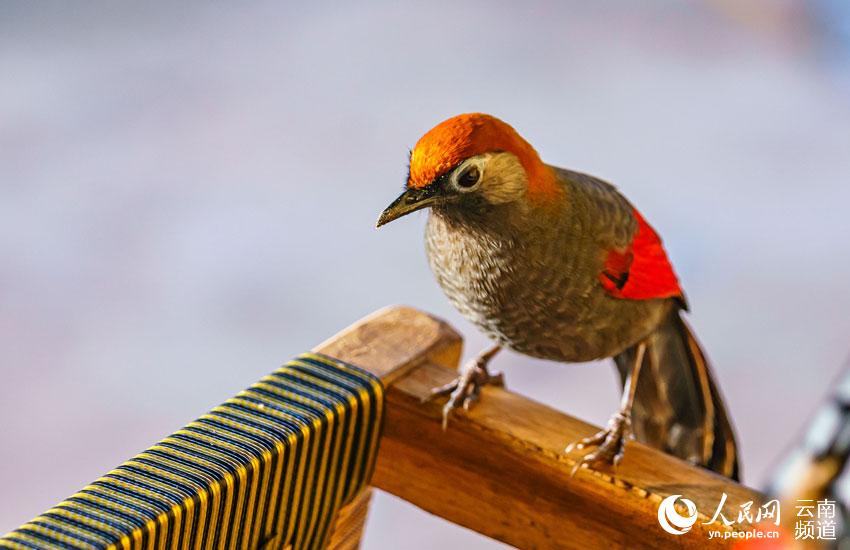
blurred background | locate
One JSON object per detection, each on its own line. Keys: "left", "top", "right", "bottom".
{"left": 2, "top": 1, "right": 850, "bottom": 547}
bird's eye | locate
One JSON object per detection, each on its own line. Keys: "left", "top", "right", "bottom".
{"left": 456, "top": 165, "right": 481, "bottom": 189}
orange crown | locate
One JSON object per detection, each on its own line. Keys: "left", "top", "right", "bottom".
{"left": 407, "top": 113, "right": 558, "bottom": 200}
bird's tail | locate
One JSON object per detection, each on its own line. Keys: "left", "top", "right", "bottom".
{"left": 614, "top": 310, "right": 740, "bottom": 480}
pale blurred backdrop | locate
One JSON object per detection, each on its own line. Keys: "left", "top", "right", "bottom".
{"left": 2, "top": 1, "right": 850, "bottom": 547}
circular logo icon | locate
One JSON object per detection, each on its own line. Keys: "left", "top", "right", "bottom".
{"left": 657, "top": 494, "right": 698, "bottom": 535}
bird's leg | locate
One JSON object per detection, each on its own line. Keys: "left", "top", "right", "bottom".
{"left": 425, "top": 344, "right": 504, "bottom": 429}
{"left": 566, "top": 341, "right": 647, "bottom": 473}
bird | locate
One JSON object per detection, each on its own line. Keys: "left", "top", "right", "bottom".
{"left": 376, "top": 113, "right": 739, "bottom": 479}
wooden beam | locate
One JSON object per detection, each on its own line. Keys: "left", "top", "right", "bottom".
{"left": 326, "top": 489, "right": 374, "bottom": 550}
{"left": 313, "top": 306, "right": 462, "bottom": 550}
{"left": 314, "top": 305, "right": 462, "bottom": 385}
{"left": 319, "top": 306, "right": 765, "bottom": 549}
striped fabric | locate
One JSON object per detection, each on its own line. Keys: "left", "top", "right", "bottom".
{"left": 0, "top": 353, "right": 384, "bottom": 550}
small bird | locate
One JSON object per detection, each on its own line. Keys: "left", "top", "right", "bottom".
{"left": 377, "top": 113, "right": 739, "bottom": 479}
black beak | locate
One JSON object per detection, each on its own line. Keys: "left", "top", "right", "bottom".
{"left": 376, "top": 184, "right": 442, "bottom": 228}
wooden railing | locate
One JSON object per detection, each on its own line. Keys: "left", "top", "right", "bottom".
{"left": 322, "top": 306, "right": 763, "bottom": 549}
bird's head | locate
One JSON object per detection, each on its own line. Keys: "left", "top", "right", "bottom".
{"left": 377, "top": 113, "right": 560, "bottom": 227}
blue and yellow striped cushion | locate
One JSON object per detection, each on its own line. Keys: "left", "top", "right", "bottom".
{"left": 0, "top": 353, "right": 384, "bottom": 550}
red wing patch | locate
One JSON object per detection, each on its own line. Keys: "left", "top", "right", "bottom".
{"left": 600, "top": 208, "right": 683, "bottom": 301}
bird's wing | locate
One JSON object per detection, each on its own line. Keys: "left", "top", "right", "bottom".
{"left": 554, "top": 167, "right": 684, "bottom": 303}
{"left": 599, "top": 208, "right": 684, "bottom": 301}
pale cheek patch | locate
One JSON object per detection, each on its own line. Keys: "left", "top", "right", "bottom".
{"left": 480, "top": 152, "right": 528, "bottom": 204}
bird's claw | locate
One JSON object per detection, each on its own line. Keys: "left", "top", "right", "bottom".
{"left": 565, "top": 411, "right": 633, "bottom": 476}
{"left": 423, "top": 357, "right": 504, "bottom": 430}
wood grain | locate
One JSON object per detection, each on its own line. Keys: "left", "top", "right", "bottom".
{"left": 315, "top": 306, "right": 765, "bottom": 549}
{"left": 326, "top": 489, "right": 374, "bottom": 550}
{"left": 314, "top": 305, "right": 462, "bottom": 384}
{"left": 316, "top": 307, "right": 763, "bottom": 548}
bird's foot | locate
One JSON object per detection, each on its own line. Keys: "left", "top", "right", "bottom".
{"left": 424, "top": 356, "right": 505, "bottom": 430}
{"left": 565, "top": 411, "right": 633, "bottom": 475}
